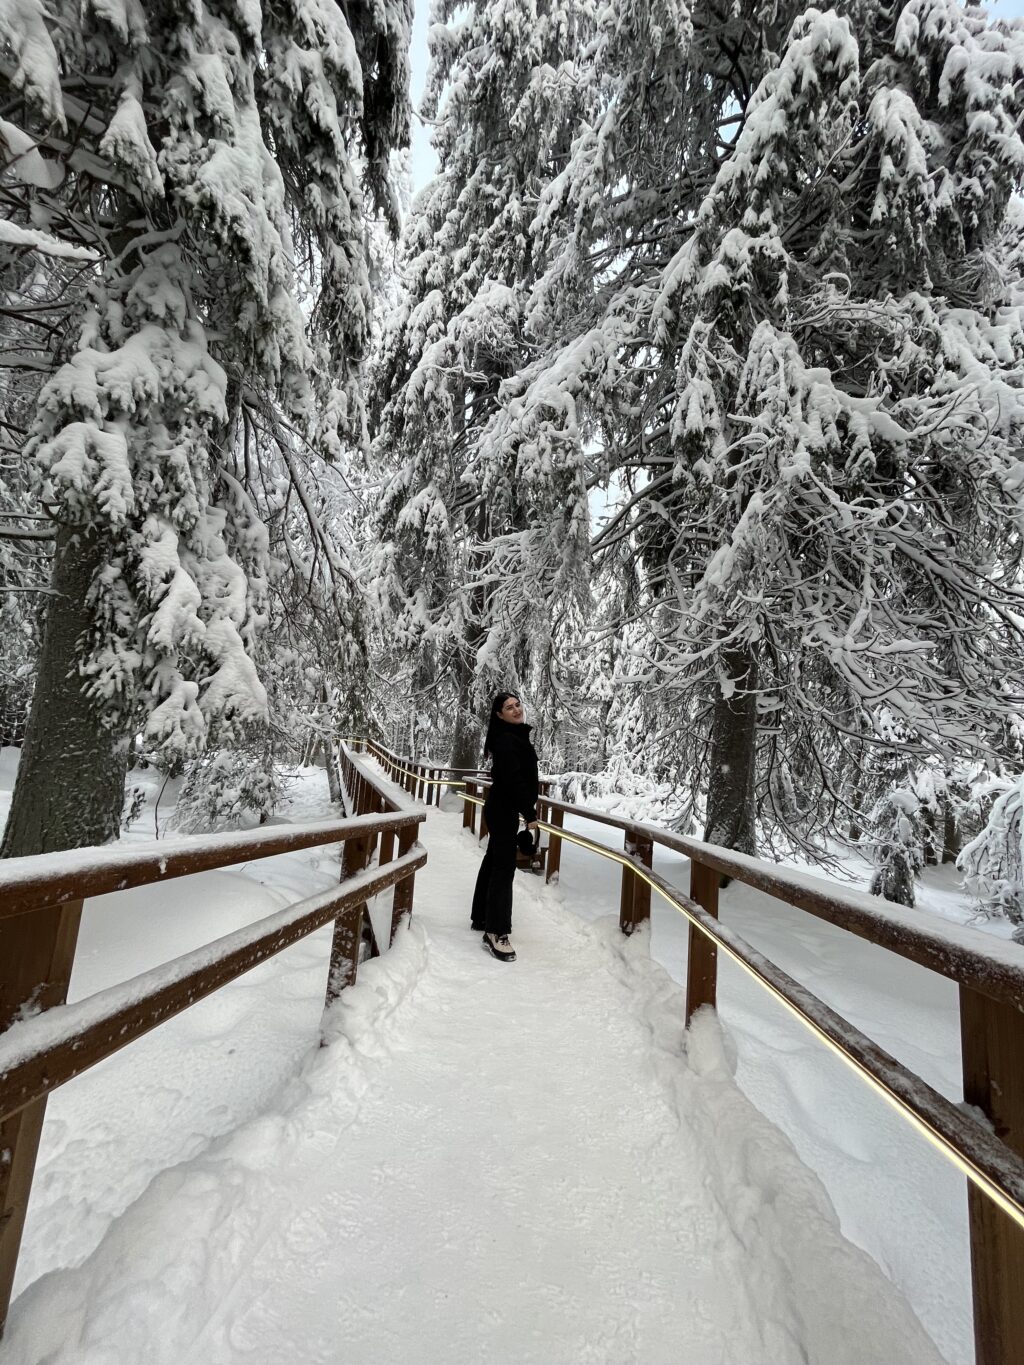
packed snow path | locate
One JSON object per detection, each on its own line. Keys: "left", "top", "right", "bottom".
{"left": 6, "top": 807, "right": 946, "bottom": 1365}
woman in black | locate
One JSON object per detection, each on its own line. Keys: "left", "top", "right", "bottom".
{"left": 471, "top": 691, "right": 539, "bottom": 962}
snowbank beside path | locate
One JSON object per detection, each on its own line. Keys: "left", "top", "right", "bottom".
{"left": 10, "top": 763, "right": 342, "bottom": 1295}
{"left": 551, "top": 818, "right": 971, "bottom": 1364}
{"left": 6, "top": 808, "right": 945, "bottom": 1365}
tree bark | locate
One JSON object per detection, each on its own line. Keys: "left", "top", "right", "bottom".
{"left": 449, "top": 497, "right": 489, "bottom": 773}
{"left": 703, "top": 646, "right": 758, "bottom": 855}
{"left": 848, "top": 763, "right": 866, "bottom": 842}
{"left": 921, "top": 804, "right": 939, "bottom": 865}
{"left": 449, "top": 651, "right": 481, "bottom": 770}
{"left": 2, "top": 525, "right": 128, "bottom": 857}
{"left": 942, "top": 789, "right": 961, "bottom": 863}
{"left": 323, "top": 741, "right": 342, "bottom": 805}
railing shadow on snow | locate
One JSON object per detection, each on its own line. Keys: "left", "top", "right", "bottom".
{"left": 0, "top": 743, "right": 423, "bottom": 1338}
{"left": 355, "top": 734, "right": 1024, "bottom": 1365}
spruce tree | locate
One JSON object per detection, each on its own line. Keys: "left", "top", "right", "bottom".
{"left": 370, "top": 0, "right": 595, "bottom": 768}
{"left": 500, "top": 0, "right": 1024, "bottom": 857}
{"left": 0, "top": 0, "right": 411, "bottom": 853}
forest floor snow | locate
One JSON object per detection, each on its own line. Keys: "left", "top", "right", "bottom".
{"left": 1, "top": 756, "right": 978, "bottom": 1363}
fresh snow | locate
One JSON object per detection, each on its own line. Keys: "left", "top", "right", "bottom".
{"left": 0, "top": 757, "right": 983, "bottom": 1363}
{"left": 552, "top": 813, "right": 975, "bottom": 1365}
{"left": 0, "top": 219, "right": 97, "bottom": 260}
{"left": 6, "top": 788, "right": 949, "bottom": 1365}
{"left": 0, "top": 848, "right": 419, "bottom": 1076}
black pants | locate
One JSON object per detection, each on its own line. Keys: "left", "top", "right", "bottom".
{"left": 471, "top": 803, "right": 518, "bottom": 936}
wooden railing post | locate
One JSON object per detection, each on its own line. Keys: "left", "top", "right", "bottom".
{"left": 619, "top": 830, "right": 653, "bottom": 934}
{"left": 391, "top": 825, "right": 419, "bottom": 943}
{"left": 686, "top": 858, "right": 719, "bottom": 1024}
{"left": 325, "top": 834, "right": 369, "bottom": 1007}
{"left": 619, "top": 831, "right": 635, "bottom": 933}
{"left": 378, "top": 820, "right": 395, "bottom": 870}
{"left": 632, "top": 833, "right": 653, "bottom": 930}
{"left": 0, "top": 896, "right": 84, "bottom": 1337}
{"left": 960, "top": 986, "right": 1024, "bottom": 1365}
{"left": 546, "top": 806, "right": 564, "bottom": 884}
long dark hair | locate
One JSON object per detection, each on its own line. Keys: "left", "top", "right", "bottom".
{"left": 483, "top": 691, "right": 518, "bottom": 761}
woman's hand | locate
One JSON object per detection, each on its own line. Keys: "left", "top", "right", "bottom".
{"left": 527, "top": 821, "right": 539, "bottom": 831}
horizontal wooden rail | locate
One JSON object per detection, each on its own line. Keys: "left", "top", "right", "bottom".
{"left": 0, "top": 810, "right": 418, "bottom": 921}
{"left": 645, "top": 828, "right": 1024, "bottom": 1015}
{"left": 447, "top": 780, "right": 1024, "bottom": 1011}
{"left": 626, "top": 852, "right": 1024, "bottom": 1224}
{"left": 0, "top": 847, "right": 425, "bottom": 1124}
{"left": 0, "top": 746, "right": 424, "bottom": 1340}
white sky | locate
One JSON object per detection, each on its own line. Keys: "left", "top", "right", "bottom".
{"left": 406, "top": 0, "right": 1024, "bottom": 193}
{"left": 409, "top": 0, "right": 437, "bottom": 192}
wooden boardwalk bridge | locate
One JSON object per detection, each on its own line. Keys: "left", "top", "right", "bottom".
{"left": 0, "top": 741, "right": 1022, "bottom": 1363}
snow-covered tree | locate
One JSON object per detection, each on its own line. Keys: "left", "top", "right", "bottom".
{"left": 494, "top": 0, "right": 1024, "bottom": 857}
{"left": 0, "top": 211, "right": 72, "bottom": 748}
{"left": 370, "top": 0, "right": 596, "bottom": 767}
{"left": 869, "top": 786, "right": 923, "bottom": 907}
{"left": 173, "top": 745, "right": 284, "bottom": 834}
{"left": 958, "top": 772, "right": 1024, "bottom": 930}
{"left": 0, "top": 0, "right": 411, "bottom": 854}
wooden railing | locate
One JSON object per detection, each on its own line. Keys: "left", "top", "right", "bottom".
{"left": 0, "top": 743, "right": 423, "bottom": 1337}
{"left": 352, "top": 735, "right": 1024, "bottom": 1365}
{"left": 5, "top": 730, "right": 1023, "bottom": 1360}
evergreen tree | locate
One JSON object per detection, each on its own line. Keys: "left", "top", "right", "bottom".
{"left": 0, "top": 0, "right": 411, "bottom": 854}
{"left": 959, "top": 772, "right": 1024, "bottom": 931}
{"left": 497, "top": 0, "right": 1024, "bottom": 856}
{"left": 370, "top": 0, "right": 595, "bottom": 768}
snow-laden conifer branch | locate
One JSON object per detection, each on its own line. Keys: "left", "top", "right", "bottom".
{"left": 371, "top": 0, "right": 1024, "bottom": 884}
{"left": 0, "top": 0, "right": 413, "bottom": 853}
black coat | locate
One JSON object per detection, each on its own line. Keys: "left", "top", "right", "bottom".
{"left": 485, "top": 719, "right": 539, "bottom": 823}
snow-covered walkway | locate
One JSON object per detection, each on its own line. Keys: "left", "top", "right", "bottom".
{"left": 6, "top": 805, "right": 947, "bottom": 1364}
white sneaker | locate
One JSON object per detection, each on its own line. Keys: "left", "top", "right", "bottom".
{"left": 483, "top": 933, "right": 516, "bottom": 963}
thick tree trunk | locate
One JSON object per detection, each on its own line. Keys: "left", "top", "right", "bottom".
{"left": 450, "top": 497, "right": 489, "bottom": 773}
{"left": 703, "top": 646, "right": 758, "bottom": 855}
{"left": 942, "top": 789, "right": 961, "bottom": 864}
{"left": 2, "top": 525, "right": 128, "bottom": 857}
{"left": 323, "top": 741, "right": 342, "bottom": 805}
{"left": 449, "top": 653, "right": 482, "bottom": 771}
{"left": 848, "top": 765, "right": 866, "bottom": 842}
{"left": 921, "top": 804, "right": 939, "bottom": 865}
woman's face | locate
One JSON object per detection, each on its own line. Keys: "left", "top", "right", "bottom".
{"left": 498, "top": 695, "right": 524, "bottom": 724}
